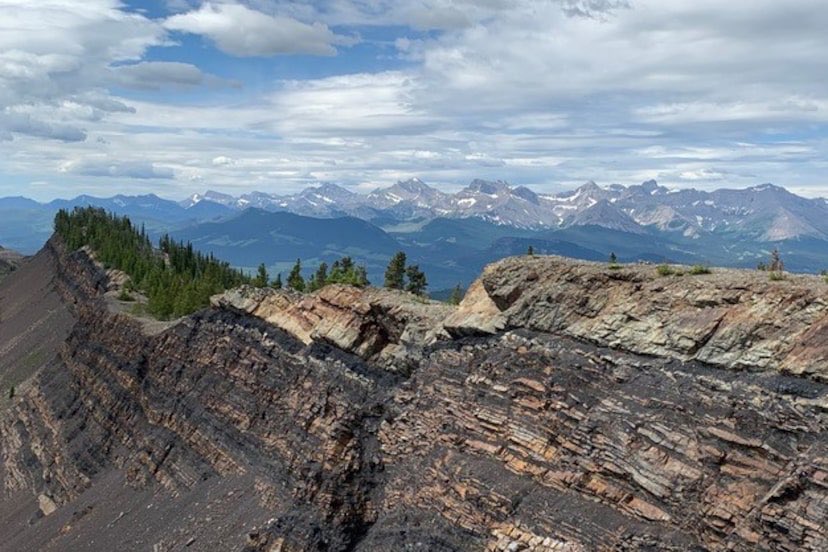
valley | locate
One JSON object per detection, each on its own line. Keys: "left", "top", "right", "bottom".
{"left": 4, "top": 179, "right": 828, "bottom": 293}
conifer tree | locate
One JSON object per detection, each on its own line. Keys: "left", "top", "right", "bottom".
{"left": 253, "top": 263, "right": 269, "bottom": 287}
{"left": 272, "top": 273, "right": 282, "bottom": 289}
{"left": 448, "top": 284, "right": 463, "bottom": 305}
{"left": 354, "top": 265, "right": 370, "bottom": 287}
{"left": 384, "top": 251, "right": 406, "bottom": 289}
{"left": 527, "top": 245, "right": 534, "bottom": 256}
{"left": 310, "top": 262, "right": 328, "bottom": 292}
{"left": 287, "top": 259, "right": 305, "bottom": 292}
{"left": 405, "top": 264, "right": 428, "bottom": 296}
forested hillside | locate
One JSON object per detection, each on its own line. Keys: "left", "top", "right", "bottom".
{"left": 54, "top": 207, "right": 250, "bottom": 318}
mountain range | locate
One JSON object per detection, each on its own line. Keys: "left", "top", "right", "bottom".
{"left": 3, "top": 179, "right": 828, "bottom": 291}
{"left": 181, "top": 178, "right": 828, "bottom": 243}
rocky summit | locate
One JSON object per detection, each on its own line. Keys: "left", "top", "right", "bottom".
{"left": 0, "top": 238, "right": 826, "bottom": 551}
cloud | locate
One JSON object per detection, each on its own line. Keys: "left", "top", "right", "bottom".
{"left": 3, "top": 0, "right": 828, "bottom": 200}
{"left": 212, "top": 155, "right": 234, "bottom": 165}
{"left": 0, "top": 0, "right": 165, "bottom": 141}
{"left": 62, "top": 159, "right": 175, "bottom": 179}
{"left": 111, "top": 61, "right": 209, "bottom": 89}
{"left": 0, "top": 111, "right": 87, "bottom": 142}
{"left": 164, "top": 2, "right": 354, "bottom": 57}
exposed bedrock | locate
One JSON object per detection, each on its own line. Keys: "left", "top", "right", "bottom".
{"left": 446, "top": 256, "right": 828, "bottom": 381}
{"left": 0, "top": 245, "right": 825, "bottom": 551}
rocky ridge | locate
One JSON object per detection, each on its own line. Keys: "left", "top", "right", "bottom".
{"left": 445, "top": 256, "right": 828, "bottom": 382}
{"left": 0, "top": 241, "right": 826, "bottom": 551}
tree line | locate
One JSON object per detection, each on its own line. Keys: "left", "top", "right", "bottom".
{"left": 55, "top": 207, "right": 250, "bottom": 319}
{"left": 56, "top": 208, "right": 441, "bottom": 320}
{"left": 250, "top": 251, "right": 430, "bottom": 296}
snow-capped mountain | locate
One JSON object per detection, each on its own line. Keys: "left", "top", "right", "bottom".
{"left": 179, "top": 178, "right": 828, "bottom": 242}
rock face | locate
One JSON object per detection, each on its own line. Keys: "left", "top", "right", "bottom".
{"left": 447, "top": 256, "right": 828, "bottom": 381}
{"left": 0, "top": 245, "right": 826, "bottom": 551}
{"left": 212, "top": 284, "right": 452, "bottom": 371}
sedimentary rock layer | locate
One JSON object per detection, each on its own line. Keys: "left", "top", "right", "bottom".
{"left": 446, "top": 256, "right": 828, "bottom": 381}
{"left": 0, "top": 244, "right": 825, "bottom": 551}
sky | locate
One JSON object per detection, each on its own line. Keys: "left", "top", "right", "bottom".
{"left": 1, "top": 0, "right": 827, "bottom": 201}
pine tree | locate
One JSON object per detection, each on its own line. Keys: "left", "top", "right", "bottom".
{"left": 609, "top": 252, "right": 618, "bottom": 264}
{"left": 354, "top": 265, "right": 370, "bottom": 287}
{"left": 310, "top": 262, "right": 328, "bottom": 292}
{"left": 448, "top": 284, "right": 463, "bottom": 305}
{"left": 384, "top": 251, "right": 406, "bottom": 289}
{"left": 287, "top": 259, "right": 305, "bottom": 292}
{"left": 527, "top": 245, "right": 534, "bottom": 256}
{"left": 272, "top": 273, "right": 282, "bottom": 289}
{"left": 253, "top": 263, "right": 269, "bottom": 287}
{"left": 405, "top": 264, "right": 427, "bottom": 296}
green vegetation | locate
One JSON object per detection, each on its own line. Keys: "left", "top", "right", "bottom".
{"left": 55, "top": 207, "right": 250, "bottom": 319}
{"left": 448, "top": 284, "right": 464, "bottom": 305}
{"left": 762, "top": 248, "right": 785, "bottom": 281}
{"left": 527, "top": 245, "right": 534, "bottom": 256}
{"left": 306, "top": 256, "right": 370, "bottom": 292}
{"left": 608, "top": 252, "right": 621, "bottom": 270}
{"left": 405, "top": 264, "right": 428, "bottom": 295}
{"left": 253, "top": 263, "right": 269, "bottom": 288}
{"left": 117, "top": 288, "right": 135, "bottom": 301}
{"left": 384, "top": 251, "right": 428, "bottom": 296}
{"left": 656, "top": 264, "right": 675, "bottom": 277}
{"left": 384, "top": 251, "right": 407, "bottom": 289}
{"left": 689, "top": 264, "right": 712, "bottom": 275}
{"left": 287, "top": 259, "right": 305, "bottom": 292}
{"left": 272, "top": 273, "right": 282, "bottom": 289}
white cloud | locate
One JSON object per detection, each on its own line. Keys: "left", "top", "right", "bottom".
{"left": 2, "top": 0, "right": 828, "bottom": 200}
{"left": 164, "top": 2, "right": 354, "bottom": 57}
{"left": 0, "top": 0, "right": 165, "bottom": 142}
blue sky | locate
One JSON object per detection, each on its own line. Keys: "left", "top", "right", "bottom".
{"left": 1, "top": 0, "right": 827, "bottom": 201}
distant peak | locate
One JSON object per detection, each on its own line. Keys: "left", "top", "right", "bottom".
{"left": 467, "top": 179, "right": 510, "bottom": 195}
{"left": 641, "top": 179, "right": 659, "bottom": 191}
{"left": 750, "top": 183, "right": 786, "bottom": 193}
{"left": 511, "top": 185, "right": 539, "bottom": 203}
{"left": 396, "top": 178, "right": 433, "bottom": 192}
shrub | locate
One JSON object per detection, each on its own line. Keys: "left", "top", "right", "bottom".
{"left": 656, "top": 264, "right": 675, "bottom": 277}
{"left": 117, "top": 288, "right": 135, "bottom": 301}
{"left": 769, "top": 271, "right": 785, "bottom": 281}
{"left": 689, "top": 264, "right": 711, "bottom": 275}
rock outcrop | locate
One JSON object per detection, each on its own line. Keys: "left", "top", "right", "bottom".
{"left": 447, "top": 256, "right": 828, "bottom": 381}
{"left": 0, "top": 246, "right": 23, "bottom": 282}
{"left": 0, "top": 246, "right": 826, "bottom": 551}
{"left": 212, "top": 284, "right": 452, "bottom": 371}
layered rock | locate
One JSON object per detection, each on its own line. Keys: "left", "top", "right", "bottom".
{"left": 0, "top": 244, "right": 826, "bottom": 551}
{"left": 446, "top": 256, "right": 828, "bottom": 381}
{"left": 212, "top": 284, "right": 452, "bottom": 371}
